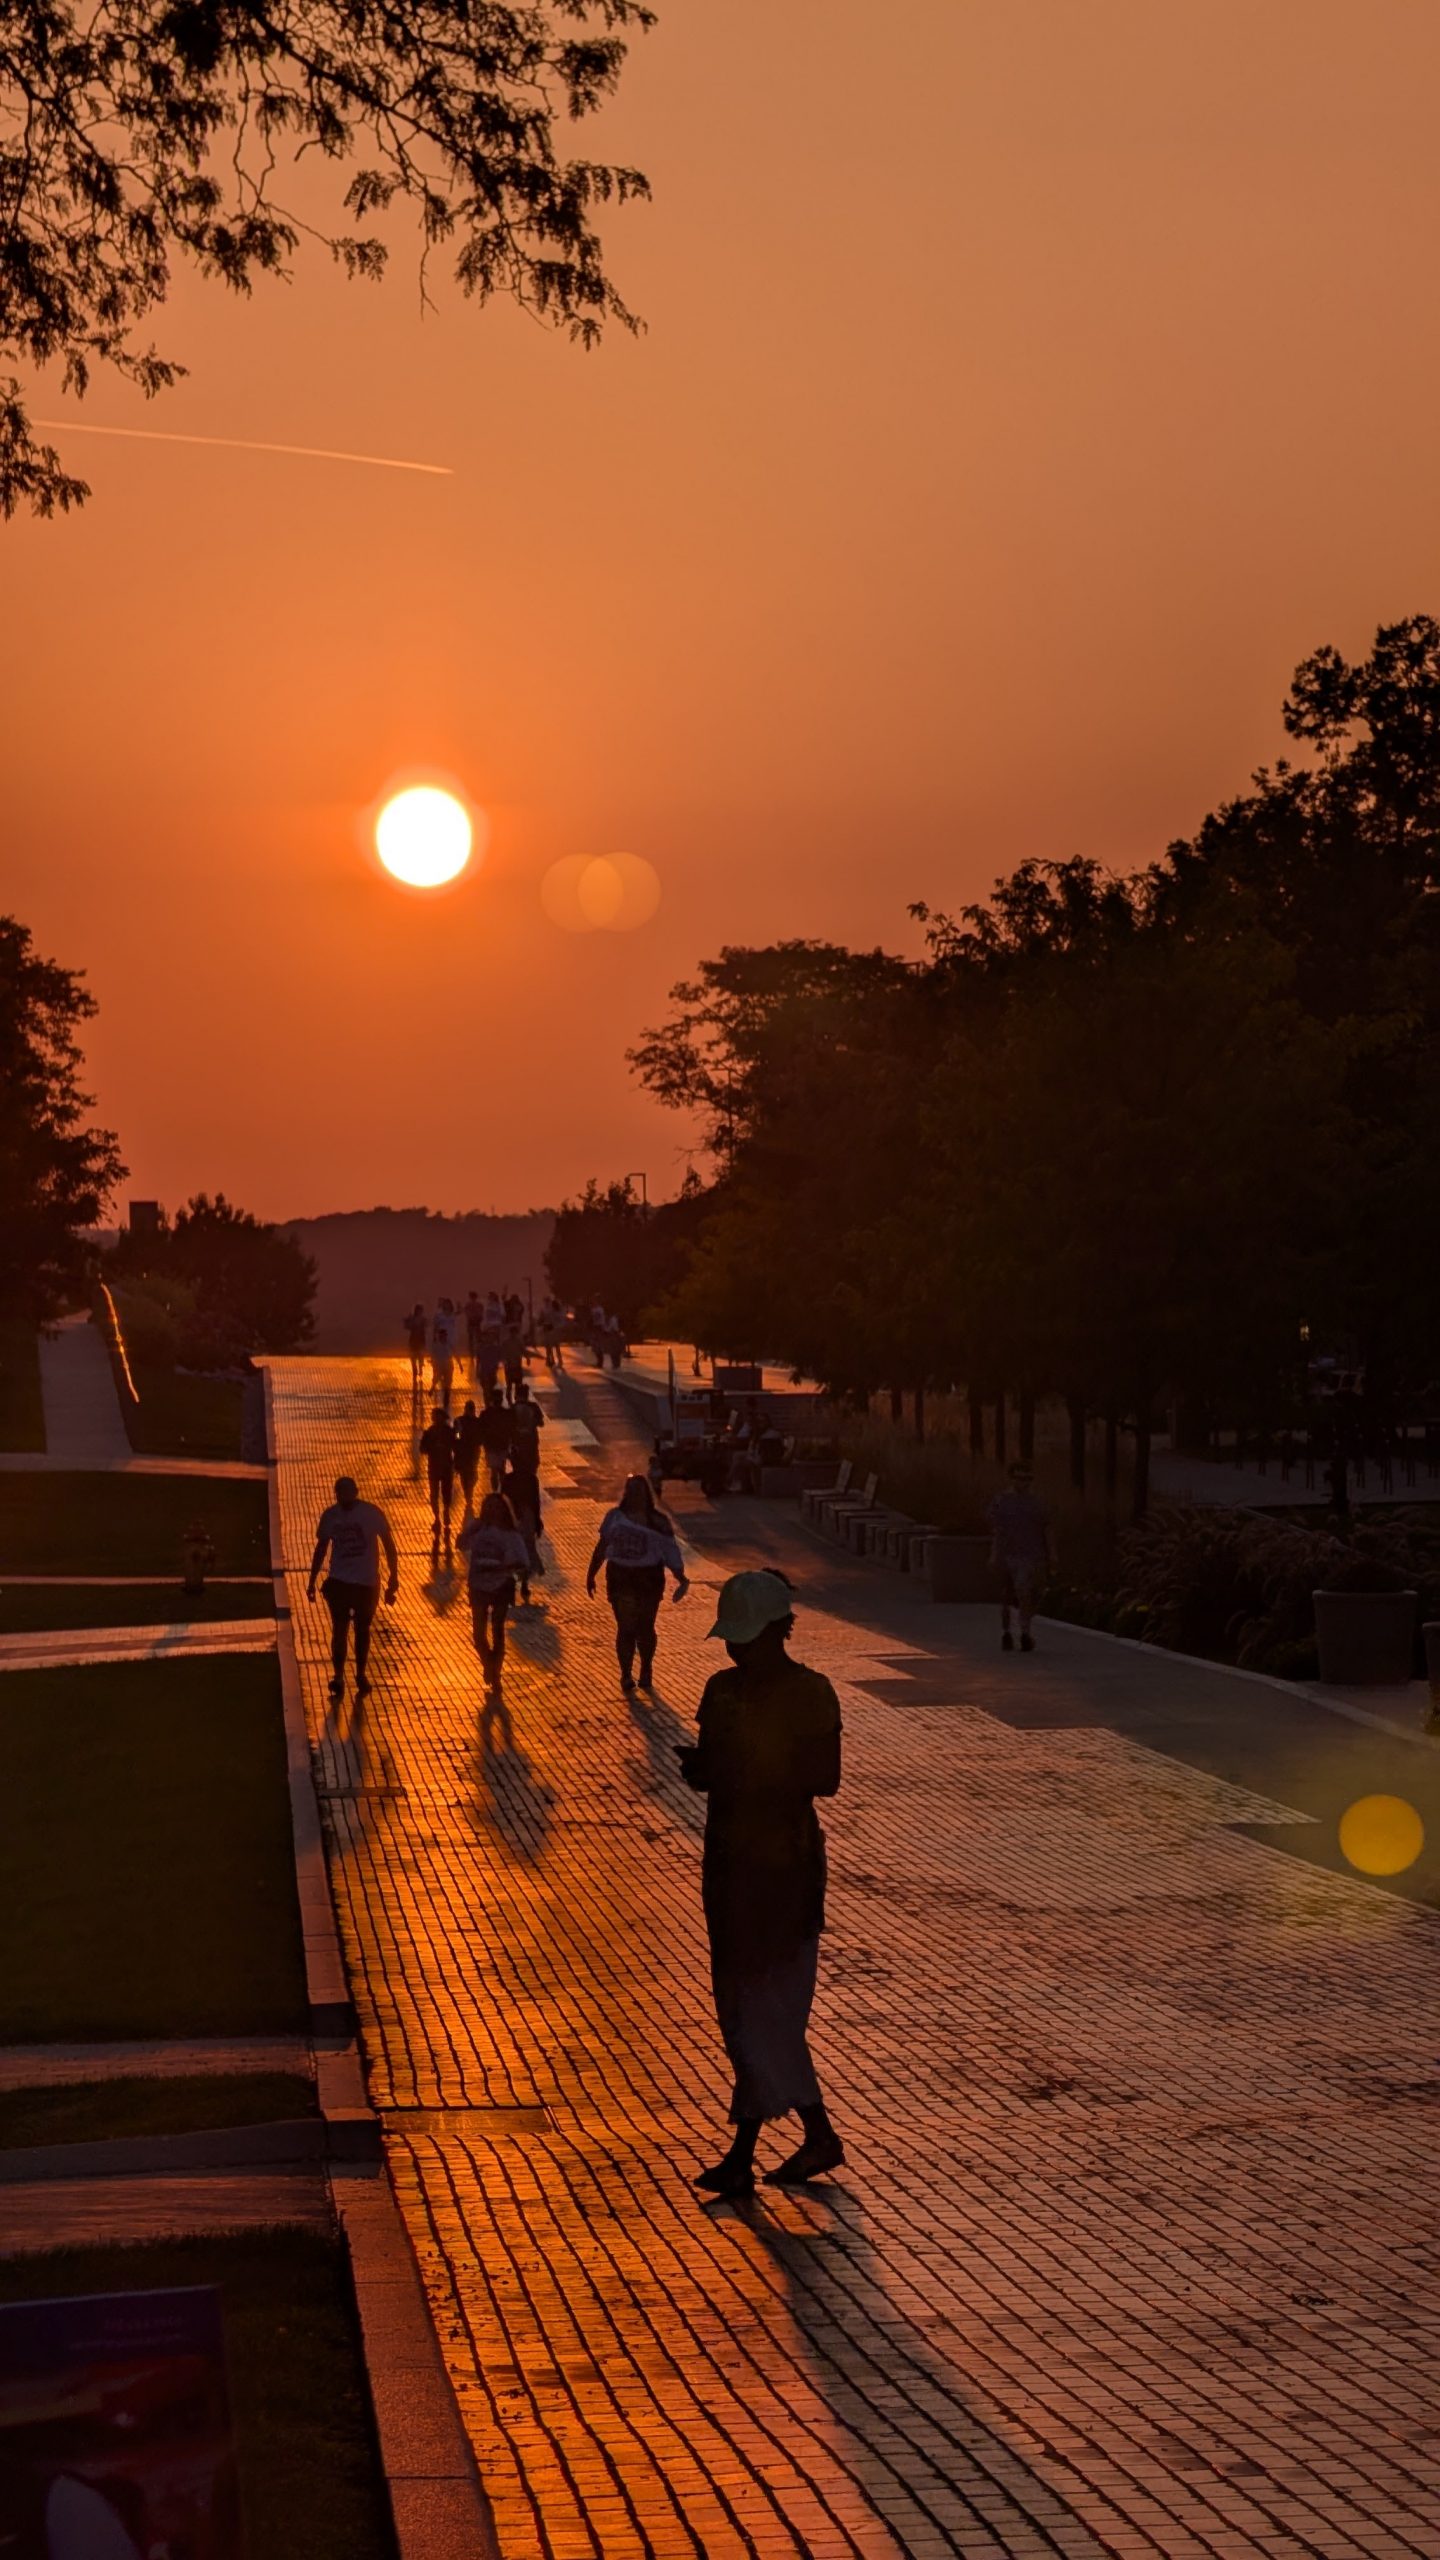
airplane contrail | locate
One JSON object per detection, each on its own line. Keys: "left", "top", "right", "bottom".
{"left": 33, "top": 420, "right": 452, "bottom": 476}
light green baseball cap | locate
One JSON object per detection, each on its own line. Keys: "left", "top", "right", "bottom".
{"left": 707, "top": 1568, "right": 795, "bottom": 1644}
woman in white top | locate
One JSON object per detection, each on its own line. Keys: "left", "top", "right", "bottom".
{"left": 459, "top": 1490, "right": 531, "bottom": 1689}
{"left": 586, "top": 1474, "right": 689, "bottom": 1692}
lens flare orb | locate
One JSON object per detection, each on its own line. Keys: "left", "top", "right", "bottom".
{"left": 375, "top": 786, "right": 474, "bottom": 888}
{"left": 1337, "top": 1793, "right": 1424, "bottom": 1876}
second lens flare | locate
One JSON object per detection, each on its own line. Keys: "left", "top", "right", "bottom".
{"left": 541, "top": 852, "right": 661, "bottom": 934}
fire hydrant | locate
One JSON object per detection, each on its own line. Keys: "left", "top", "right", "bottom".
{"left": 181, "top": 1521, "right": 215, "bottom": 1596}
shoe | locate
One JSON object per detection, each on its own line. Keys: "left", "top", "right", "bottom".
{"left": 694, "top": 2156, "right": 756, "bottom": 2198}
{"left": 328, "top": 1677, "right": 344, "bottom": 1700}
{"left": 621, "top": 1674, "right": 636, "bottom": 1695}
{"left": 1020, "top": 1634, "right": 1035, "bottom": 1653}
{"left": 1001, "top": 1632, "right": 1014, "bottom": 1653}
{"left": 355, "top": 1678, "right": 372, "bottom": 1699}
{"left": 764, "top": 2131, "right": 845, "bottom": 2187}
{"left": 637, "top": 1667, "right": 655, "bottom": 1691}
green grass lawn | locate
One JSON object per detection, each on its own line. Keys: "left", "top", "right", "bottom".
{"left": 0, "top": 1580, "right": 273, "bottom": 1634}
{"left": 0, "top": 1318, "right": 44, "bottom": 1450}
{"left": 126, "top": 1360, "right": 247, "bottom": 1460}
{"left": 0, "top": 1653, "right": 307, "bottom": 2040}
{"left": 0, "top": 1471, "right": 270, "bottom": 1574}
{"left": 0, "top": 2071, "right": 315, "bottom": 2149}
{"left": 0, "top": 2229, "right": 396, "bottom": 2560}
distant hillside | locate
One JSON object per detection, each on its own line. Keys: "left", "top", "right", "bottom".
{"left": 281, "top": 1209, "right": 556, "bottom": 1352}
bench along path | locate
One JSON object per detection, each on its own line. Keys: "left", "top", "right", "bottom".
{"left": 270, "top": 1355, "right": 1440, "bottom": 2560}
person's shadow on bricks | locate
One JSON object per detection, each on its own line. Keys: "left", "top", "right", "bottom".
{"left": 506, "top": 1602, "right": 562, "bottom": 1670}
{"left": 732, "top": 2184, "right": 1093, "bottom": 2550}
{"left": 420, "top": 1558, "right": 464, "bottom": 1617}
{"left": 626, "top": 1684, "right": 703, "bottom": 1827}
{"left": 472, "top": 1706, "right": 555, "bottom": 1861}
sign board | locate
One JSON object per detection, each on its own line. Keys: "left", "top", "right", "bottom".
{"left": 0, "top": 2286, "right": 242, "bottom": 2557}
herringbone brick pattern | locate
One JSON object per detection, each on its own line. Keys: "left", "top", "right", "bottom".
{"left": 272, "top": 1357, "right": 1440, "bottom": 2559}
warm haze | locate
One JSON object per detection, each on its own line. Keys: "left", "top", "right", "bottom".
{"left": 7, "top": 0, "right": 1440, "bottom": 1217}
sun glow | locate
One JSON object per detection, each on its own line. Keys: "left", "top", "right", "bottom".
{"left": 375, "top": 786, "right": 474, "bottom": 888}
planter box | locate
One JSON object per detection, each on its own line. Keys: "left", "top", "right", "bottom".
{"left": 794, "top": 1458, "right": 842, "bottom": 1490}
{"left": 929, "top": 1535, "right": 994, "bottom": 1604}
{"left": 1312, "top": 1588, "right": 1416, "bottom": 1686}
{"left": 758, "top": 1465, "right": 807, "bottom": 1498}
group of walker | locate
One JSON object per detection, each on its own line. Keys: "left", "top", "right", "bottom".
{"left": 307, "top": 1461, "right": 844, "bottom": 2193}
{"left": 404, "top": 1289, "right": 570, "bottom": 1407}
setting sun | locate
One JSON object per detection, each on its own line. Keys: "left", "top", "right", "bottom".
{"left": 374, "top": 785, "right": 473, "bottom": 888}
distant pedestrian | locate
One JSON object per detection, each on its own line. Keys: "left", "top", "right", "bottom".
{"left": 538, "top": 1294, "right": 565, "bottom": 1370}
{"left": 502, "top": 1461, "right": 543, "bottom": 1602}
{"left": 476, "top": 1386, "right": 514, "bottom": 1490}
{"left": 987, "top": 1461, "right": 1056, "bottom": 1653}
{"left": 502, "top": 1314, "right": 526, "bottom": 1402}
{"left": 508, "top": 1380, "right": 545, "bottom": 1526}
{"left": 679, "top": 1569, "right": 844, "bottom": 2197}
{"left": 403, "top": 1303, "right": 427, "bottom": 1392}
{"left": 419, "top": 1407, "right": 457, "bottom": 1545}
{"left": 459, "top": 1491, "right": 531, "bottom": 1689}
{"left": 464, "top": 1290, "right": 485, "bottom": 1376}
{"left": 307, "top": 1475, "right": 399, "bottom": 1701}
{"left": 605, "top": 1312, "right": 626, "bottom": 1370}
{"left": 586, "top": 1473, "right": 688, "bottom": 1693}
{"left": 454, "top": 1398, "right": 484, "bottom": 1516}
{"left": 430, "top": 1298, "right": 457, "bottom": 1407}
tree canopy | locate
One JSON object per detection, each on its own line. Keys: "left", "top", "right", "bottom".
{"left": 626, "top": 617, "right": 1440, "bottom": 1499}
{"left": 110, "top": 1190, "right": 316, "bottom": 1355}
{"left": 0, "top": 0, "right": 653, "bottom": 516}
{"left": 0, "top": 915, "right": 123, "bottom": 1318}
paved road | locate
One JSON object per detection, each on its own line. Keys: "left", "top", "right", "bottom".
{"left": 272, "top": 1356, "right": 1440, "bottom": 2560}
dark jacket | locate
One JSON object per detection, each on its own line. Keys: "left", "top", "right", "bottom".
{"left": 685, "top": 1656, "right": 841, "bottom": 1968}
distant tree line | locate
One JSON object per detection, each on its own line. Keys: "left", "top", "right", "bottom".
{"left": 109, "top": 1195, "right": 316, "bottom": 1364}
{"left": 546, "top": 1175, "right": 710, "bottom": 1333}
{"left": 604, "top": 617, "right": 1440, "bottom": 1510}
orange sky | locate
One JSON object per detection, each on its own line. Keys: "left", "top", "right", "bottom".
{"left": 8, "top": 0, "right": 1440, "bottom": 1219}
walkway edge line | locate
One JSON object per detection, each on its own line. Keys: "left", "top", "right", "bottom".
{"left": 1035, "top": 1612, "right": 1440, "bottom": 1754}
{"left": 260, "top": 1364, "right": 355, "bottom": 2039}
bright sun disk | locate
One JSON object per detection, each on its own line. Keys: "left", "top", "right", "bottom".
{"left": 375, "top": 785, "right": 473, "bottom": 887}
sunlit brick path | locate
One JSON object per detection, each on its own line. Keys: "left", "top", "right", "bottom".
{"left": 270, "top": 1358, "right": 1440, "bottom": 2560}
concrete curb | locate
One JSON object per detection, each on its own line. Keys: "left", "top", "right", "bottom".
{"left": 261, "top": 1365, "right": 498, "bottom": 2560}
{"left": 0, "top": 2118, "right": 324, "bottom": 2184}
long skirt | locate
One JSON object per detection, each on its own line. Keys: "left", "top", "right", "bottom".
{"left": 710, "top": 1936, "right": 822, "bottom": 2122}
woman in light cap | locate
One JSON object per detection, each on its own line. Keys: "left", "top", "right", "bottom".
{"left": 678, "top": 1566, "right": 845, "bottom": 2196}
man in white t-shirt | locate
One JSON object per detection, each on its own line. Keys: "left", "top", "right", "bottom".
{"left": 429, "top": 1299, "right": 457, "bottom": 1407}
{"left": 307, "top": 1475, "right": 399, "bottom": 1699}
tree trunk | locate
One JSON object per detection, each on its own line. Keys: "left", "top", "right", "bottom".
{"left": 1132, "top": 1409, "right": 1151, "bottom": 1521}
{"left": 1068, "top": 1397, "right": 1087, "bottom": 1492}
{"left": 968, "top": 1391, "right": 985, "bottom": 1459}
{"left": 1104, "top": 1406, "right": 1119, "bottom": 1499}
{"left": 1019, "top": 1390, "right": 1035, "bottom": 1467}
{"left": 994, "top": 1393, "right": 1007, "bottom": 1466}
{"left": 889, "top": 1384, "right": 904, "bottom": 1424}
{"left": 914, "top": 1383, "right": 926, "bottom": 1444}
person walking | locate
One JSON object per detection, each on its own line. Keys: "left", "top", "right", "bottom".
{"left": 478, "top": 1291, "right": 505, "bottom": 1396}
{"left": 464, "top": 1290, "right": 485, "bottom": 1378}
{"left": 429, "top": 1298, "right": 457, "bottom": 1408}
{"left": 538, "top": 1294, "right": 565, "bottom": 1370}
{"left": 419, "top": 1405, "right": 457, "bottom": 1546}
{"left": 501, "top": 1308, "right": 526, "bottom": 1403}
{"left": 458, "top": 1491, "right": 531, "bottom": 1688}
{"left": 508, "top": 1379, "right": 545, "bottom": 1529}
{"left": 585, "top": 1473, "right": 688, "bottom": 1693}
{"left": 502, "top": 1460, "right": 543, "bottom": 1603}
{"left": 476, "top": 1386, "right": 515, "bottom": 1491}
{"left": 454, "top": 1398, "right": 484, "bottom": 1518}
{"left": 306, "top": 1475, "right": 399, "bottom": 1701}
{"left": 678, "top": 1568, "right": 844, "bottom": 2197}
{"left": 987, "top": 1461, "right": 1056, "bottom": 1652}
{"left": 403, "top": 1303, "right": 427, "bottom": 1393}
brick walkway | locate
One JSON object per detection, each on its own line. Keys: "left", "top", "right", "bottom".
{"left": 271, "top": 1357, "right": 1440, "bottom": 2560}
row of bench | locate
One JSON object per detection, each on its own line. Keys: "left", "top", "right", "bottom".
{"left": 800, "top": 1461, "right": 942, "bottom": 1575}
